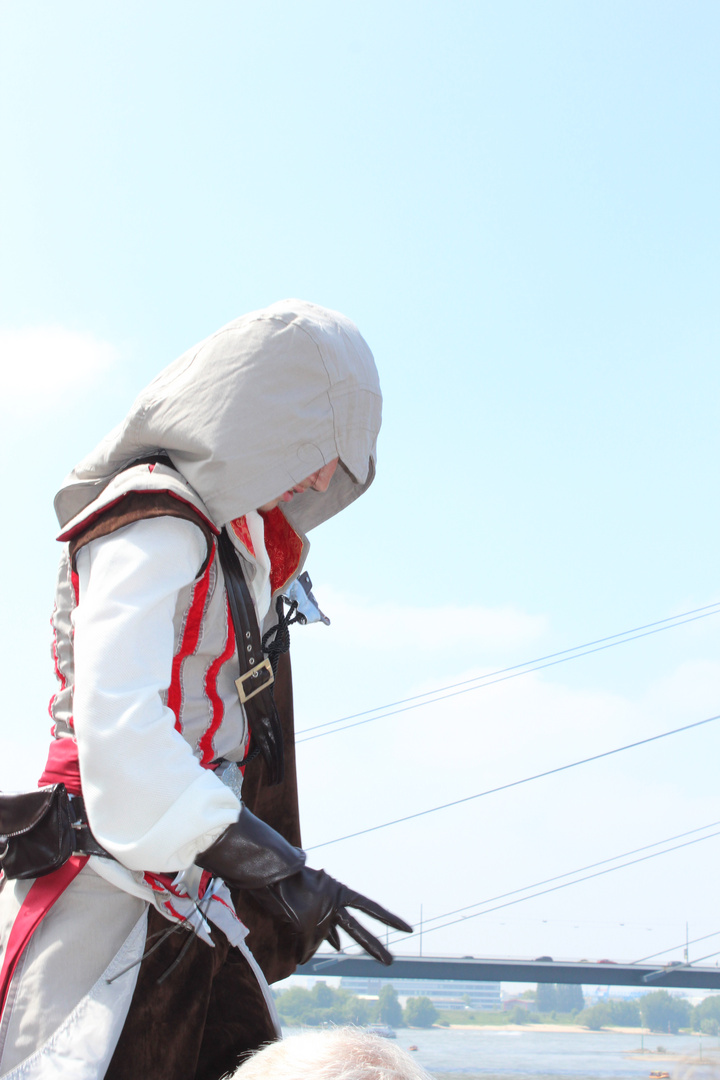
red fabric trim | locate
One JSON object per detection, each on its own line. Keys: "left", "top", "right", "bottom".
{"left": 143, "top": 872, "right": 171, "bottom": 893}
{"left": 229, "top": 516, "right": 255, "bottom": 556}
{"left": 57, "top": 490, "right": 219, "bottom": 542}
{"left": 37, "top": 738, "right": 82, "bottom": 794}
{"left": 47, "top": 605, "right": 65, "bottom": 724}
{"left": 48, "top": 562, "right": 80, "bottom": 728}
{"left": 198, "top": 870, "right": 213, "bottom": 900}
{"left": 167, "top": 563, "right": 212, "bottom": 733}
{"left": 212, "top": 894, "right": 241, "bottom": 921}
{"left": 0, "top": 856, "right": 88, "bottom": 1021}
{"left": 198, "top": 598, "right": 236, "bottom": 767}
{"left": 163, "top": 900, "right": 184, "bottom": 921}
{"left": 260, "top": 507, "right": 304, "bottom": 595}
{"left": 143, "top": 872, "right": 186, "bottom": 898}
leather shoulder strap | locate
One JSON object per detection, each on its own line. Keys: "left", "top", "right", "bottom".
{"left": 217, "top": 530, "right": 285, "bottom": 786}
{"left": 68, "top": 490, "right": 216, "bottom": 576}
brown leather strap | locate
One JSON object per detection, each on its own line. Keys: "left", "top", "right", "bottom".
{"left": 218, "top": 530, "right": 284, "bottom": 786}
{"left": 69, "top": 490, "right": 216, "bottom": 576}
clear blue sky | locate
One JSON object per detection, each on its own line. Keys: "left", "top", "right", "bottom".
{"left": 1, "top": 1, "right": 719, "bottom": 966}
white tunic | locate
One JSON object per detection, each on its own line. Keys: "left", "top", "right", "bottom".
{"left": 0, "top": 513, "right": 280, "bottom": 1077}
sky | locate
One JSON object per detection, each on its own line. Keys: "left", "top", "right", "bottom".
{"left": 1, "top": 1, "right": 719, "bottom": 975}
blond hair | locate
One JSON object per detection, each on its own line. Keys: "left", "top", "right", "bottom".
{"left": 234, "top": 1028, "right": 433, "bottom": 1080}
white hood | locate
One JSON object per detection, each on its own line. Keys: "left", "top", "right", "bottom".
{"left": 55, "top": 300, "right": 382, "bottom": 532}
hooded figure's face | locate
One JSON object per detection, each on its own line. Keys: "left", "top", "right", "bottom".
{"left": 258, "top": 458, "right": 339, "bottom": 512}
{"left": 54, "top": 301, "right": 382, "bottom": 536}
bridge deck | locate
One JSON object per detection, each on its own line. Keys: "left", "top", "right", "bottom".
{"left": 297, "top": 954, "right": 720, "bottom": 989}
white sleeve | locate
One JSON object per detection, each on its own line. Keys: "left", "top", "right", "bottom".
{"left": 73, "top": 515, "right": 240, "bottom": 873}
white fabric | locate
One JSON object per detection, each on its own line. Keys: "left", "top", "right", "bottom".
{"left": 74, "top": 516, "right": 240, "bottom": 872}
{"left": 54, "top": 300, "right": 381, "bottom": 533}
{"left": 244, "top": 510, "right": 272, "bottom": 622}
{"left": 6, "top": 299, "right": 382, "bottom": 1070}
{"left": 0, "top": 867, "right": 147, "bottom": 1077}
{"left": 0, "top": 915, "right": 147, "bottom": 1079}
{"left": 87, "top": 857, "right": 249, "bottom": 950}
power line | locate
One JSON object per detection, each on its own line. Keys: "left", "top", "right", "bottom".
{"left": 642, "top": 949, "right": 720, "bottom": 981}
{"left": 377, "top": 827, "right": 720, "bottom": 948}
{"left": 307, "top": 713, "right": 720, "bottom": 850}
{"left": 413, "top": 822, "right": 720, "bottom": 932}
{"left": 634, "top": 929, "right": 720, "bottom": 965}
{"left": 297, "top": 602, "right": 720, "bottom": 743}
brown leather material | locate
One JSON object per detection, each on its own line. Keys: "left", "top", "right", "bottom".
{"left": 0, "top": 785, "right": 74, "bottom": 880}
{"left": 218, "top": 529, "right": 284, "bottom": 785}
{"left": 196, "top": 804, "right": 305, "bottom": 888}
{"left": 68, "top": 490, "right": 216, "bottom": 576}
{"left": 240, "top": 652, "right": 301, "bottom": 848}
{"left": 104, "top": 908, "right": 277, "bottom": 1080}
{"left": 250, "top": 867, "right": 413, "bottom": 967}
{"left": 232, "top": 650, "right": 304, "bottom": 985}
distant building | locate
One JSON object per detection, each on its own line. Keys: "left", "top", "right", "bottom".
{"left": 502, "top": 996, "right": 535, "bottom": 1012}
{"left": 339, "top": 976, "right": 502, "bottom": 1011}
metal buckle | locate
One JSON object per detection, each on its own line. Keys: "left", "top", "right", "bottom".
{"left": 235, "top": 658, "right": 274, "bottom": 704}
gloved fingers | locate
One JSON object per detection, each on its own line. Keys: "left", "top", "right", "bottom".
{"left": 338, "top": 887, "right": 413, "bottom": 935}
{"left": 326, "top": 924, "right": 342, "bottom": 951}
{"left": 335, "top": 908, "right": 394, "bottom": 966}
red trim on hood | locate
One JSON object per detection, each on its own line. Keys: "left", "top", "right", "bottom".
{"left": 229, "top": 515, "right": 255, "bottom": 556}
{"left": 260, "top": 507, "right": 304, "bottom": 595}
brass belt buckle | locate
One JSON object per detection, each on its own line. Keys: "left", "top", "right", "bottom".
{"left": 235, "top": 658, "right": 274, "bottom": 704}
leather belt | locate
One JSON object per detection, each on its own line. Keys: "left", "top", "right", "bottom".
{"left": 68, "top": 794, "right": 112, "bottom": 859}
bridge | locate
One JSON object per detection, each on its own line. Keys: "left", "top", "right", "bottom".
{"left": 298, "top": 954, "right": 720, "bottom": 990}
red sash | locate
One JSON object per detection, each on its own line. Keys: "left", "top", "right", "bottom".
{"left": 0, "top": 857, "right": 88, "bottom": 1020}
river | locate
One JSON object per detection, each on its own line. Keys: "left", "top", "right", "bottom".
{"left": 283, "top": 1027, "right": 720, "bottom": 1080}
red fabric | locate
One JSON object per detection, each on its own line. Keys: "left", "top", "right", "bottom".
{"left": 47, "top": 606, "right": 65, "bottom": 727}
{"left": 167, "top": 562, "right": 212, "bottom": 732}
{"left": 229, "top": 516, "right": 255, "bottom": 556}
{"left": 37, "top": 738, "right": 83, "bottom": 794}
{"left": 198, "top": 598, "right": 237, "bottom": 767}
{"left": 260, "top": 507, "right": 303, "bottom": 595}
{"left": 198, "top": 870, "right": 213, "bottom": 901}
{"left": 0, "top": 856, "right": 88, "bottom": 1021}
{"left": 47, "top": 566, "right": 79, "bottom": 730}
{"left": 143, "top": 872, "right": 173, "bottom": 893}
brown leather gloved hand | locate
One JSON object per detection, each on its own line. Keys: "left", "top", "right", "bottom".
{"left": 196, "top": 804, "right": 412, "bottom": 965}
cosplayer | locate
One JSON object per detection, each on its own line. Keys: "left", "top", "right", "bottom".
{"left": 0, "top": 300, "right": 411, "bottom": 1079}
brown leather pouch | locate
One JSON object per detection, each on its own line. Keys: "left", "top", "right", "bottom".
{"left": 0, "top": 784, "right": 75, "bottom": 880}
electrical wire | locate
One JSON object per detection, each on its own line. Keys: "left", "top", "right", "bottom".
{"left": 657, "top": 949, "right": 720, "bottom": 968}
{"left": 297, "top": 601, "right": 720, "bottom": 743}
{"left": 372, "top": 827, "right": 720, "bottom": 948}
{"left": 408, "top": 821, "right": 720, "bottom": 933}
{"left": 634, "top": 930, "right": 720, "bottom": 965}
{"left": 307, "top": 713, "right": 720, "bottom": 850}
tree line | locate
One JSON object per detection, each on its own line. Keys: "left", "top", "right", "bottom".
{"left": 274, "top": 983, "right": 439, "bottom": 1029}
{"left": 533, "top": 985, "right": 720, "bottom": 1035}
{"left": 578, "top": 990, "right": 720, "bottom": 1034}
{"left": 275, "top": 982, "right": 720, "bottom": 1035}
